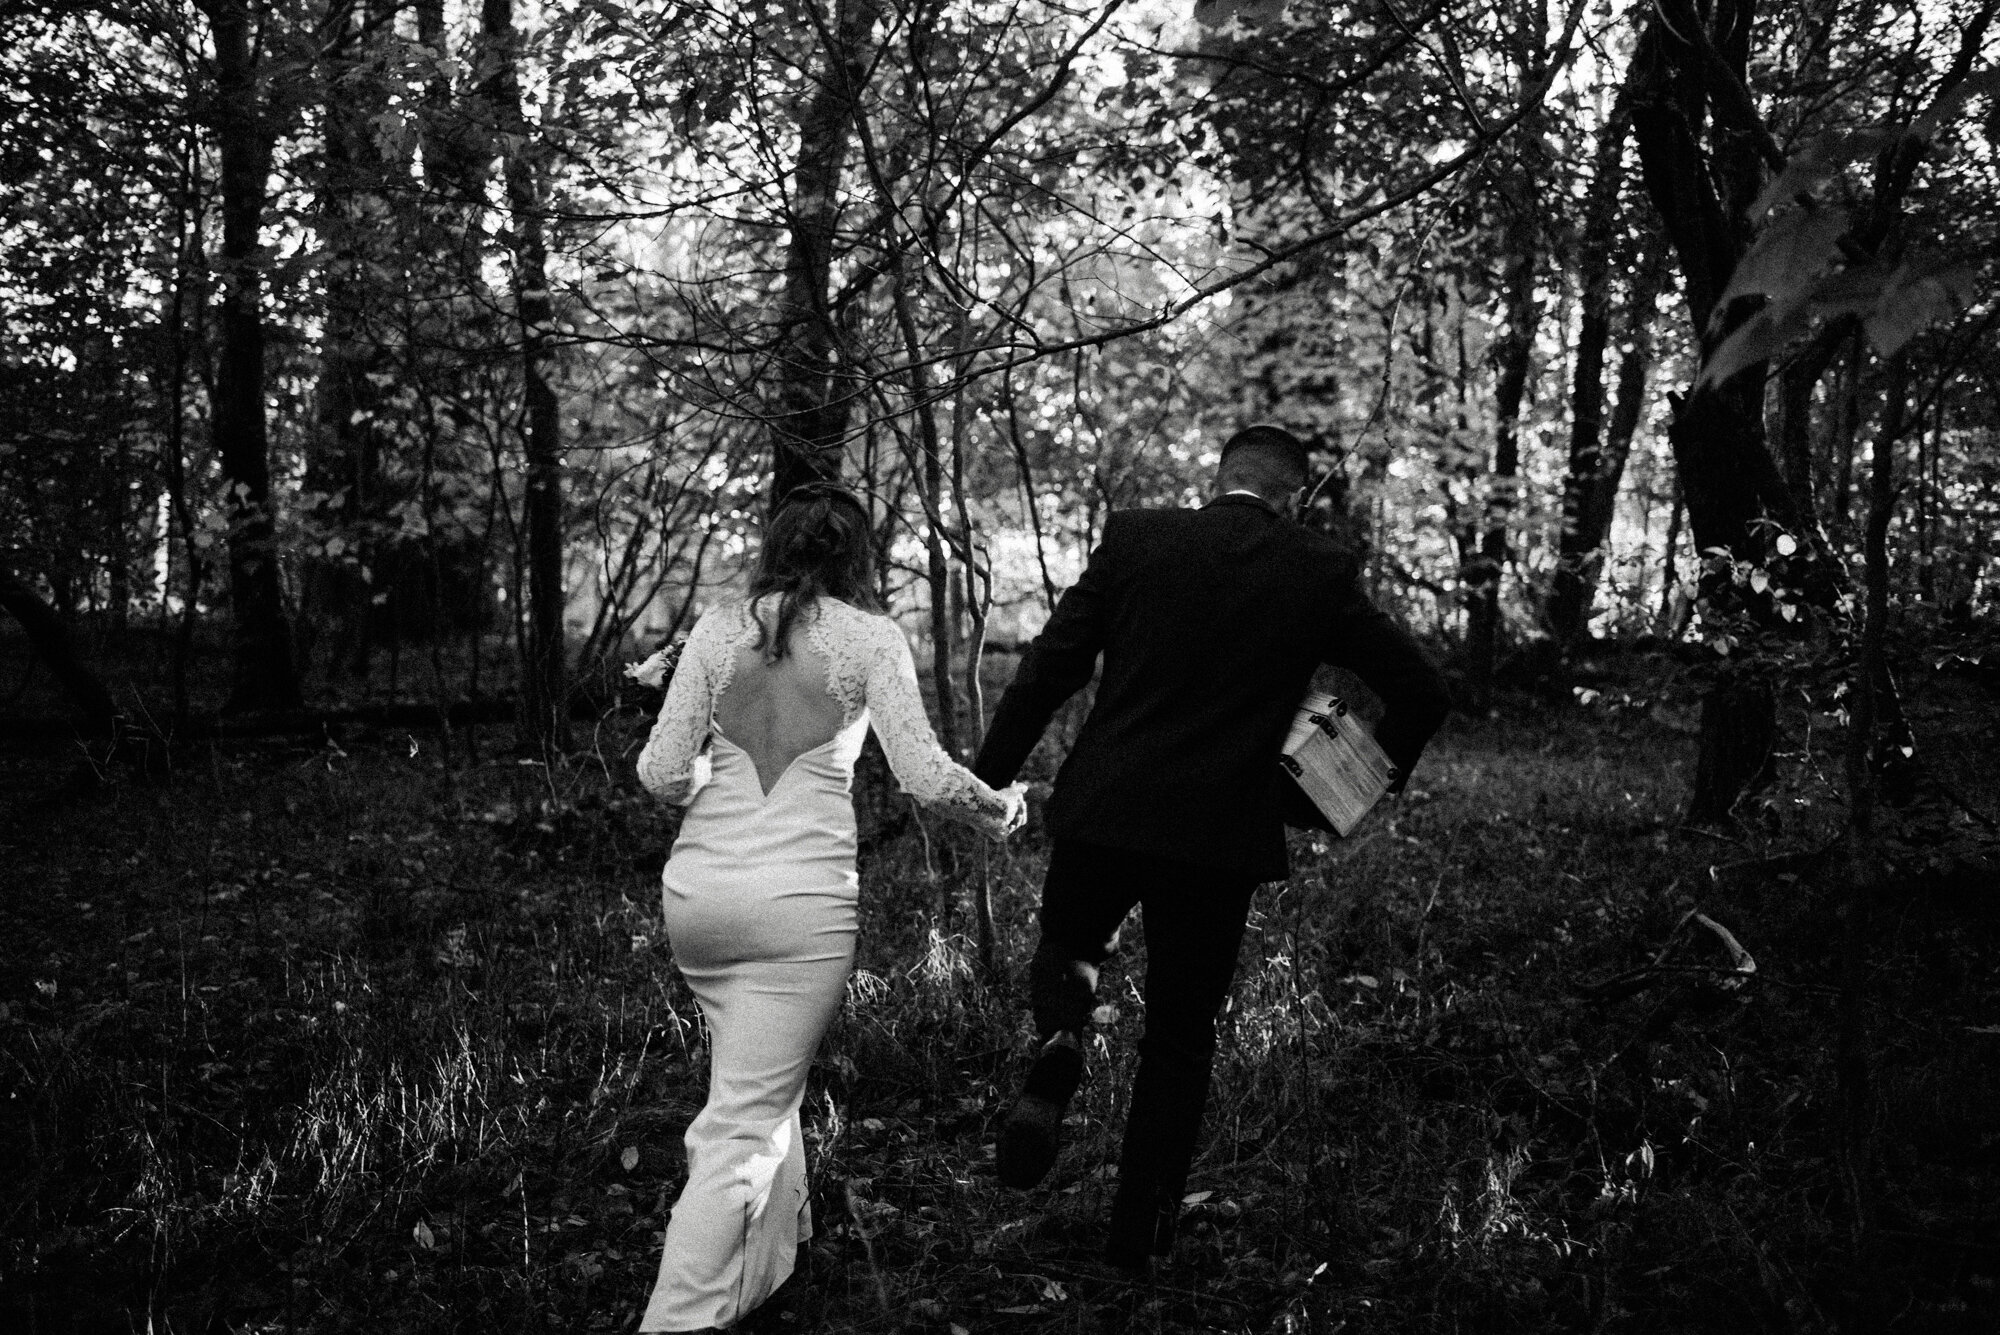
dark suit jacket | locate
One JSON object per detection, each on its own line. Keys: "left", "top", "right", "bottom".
{"left": 973, "top": 493, "right": 1452, "bottom": 882}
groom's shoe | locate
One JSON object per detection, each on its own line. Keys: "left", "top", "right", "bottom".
{"left": 1105, "top": 1183, "right": 1178, "bottom": 1272}
{"left": 1100, "top": 1241, "right": 1157, "bottom": 1280}
{"left": 995, "top": 1030, "right": 1084, "bottom": 1189}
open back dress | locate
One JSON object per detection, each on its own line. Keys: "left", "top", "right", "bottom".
{"left": 634, "top": 595, "right": 1011, "bottom": 1330}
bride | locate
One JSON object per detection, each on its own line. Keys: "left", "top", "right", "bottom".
{"left": 630, "top": 481, "right": 1025, "bottom": 1332}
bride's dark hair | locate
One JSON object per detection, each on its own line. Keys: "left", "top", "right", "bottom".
{"left": 747, "top": 482, "right": 882, "bottom": 662}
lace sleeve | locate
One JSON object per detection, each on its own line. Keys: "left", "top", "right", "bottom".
{"left": 635, "top": 609, "right": 729, "bottom": 805}
{"left": 859, "top": 616, "right": 1015, "bottom": 838}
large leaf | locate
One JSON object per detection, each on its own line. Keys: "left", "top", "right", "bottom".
{"left": 1803, "top": 266, "right": 1891, "bottom": 321}
{"left": 1865, "top": 262, "right": 1980, "bottom": 358}
{"left": 1717, "top": 207, "right": 1850, "bottom": 317}
{"left": 1746, "top": 130, "right": 1897, "bottom": 223}
{"left": 1696, "top": 296, "right": 1816, "bottom": 391}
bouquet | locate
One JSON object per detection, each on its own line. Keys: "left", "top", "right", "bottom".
{"left": 623, "top": 638, "right": 686, "bottom": 690}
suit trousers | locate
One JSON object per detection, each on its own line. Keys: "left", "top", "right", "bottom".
{"left": 1030, "top": 839, "right": 1258, "bottom": 1260}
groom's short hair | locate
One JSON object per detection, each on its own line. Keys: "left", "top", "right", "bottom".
{"left": 1217, "top": 424, "right": 1310, "bottom": 495}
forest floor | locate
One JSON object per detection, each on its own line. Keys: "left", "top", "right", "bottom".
{"left": 3, "top": 652, "right": 1999, "bottom": 1335}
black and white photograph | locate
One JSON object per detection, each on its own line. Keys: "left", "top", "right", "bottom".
{"left": 3, "top": 0, "right": 1998, "bottom": 1330}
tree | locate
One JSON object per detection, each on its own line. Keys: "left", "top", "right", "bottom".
{"left": 1627, "top": 0, "right": 1996, "bottom": 821}
{"left": 1624, "top": 0, "right": 1815, "bottom": 820}
{"left": 481, "top": 0, "right": 569, "bottom": 749}
{"left": 300, "top": 0, "right": 391, "bottom": 681}
{"left": 1464, "top": 60, "right": 1548, "bottom": 709}
{"left": 770, "top": 0, "right": 882, "bottom": 500}
{"left": 196, "top": 0, "right": 303, "bottom": 713}
{"left": 1546, "top": 68, "right": 1657, "bottom": 650}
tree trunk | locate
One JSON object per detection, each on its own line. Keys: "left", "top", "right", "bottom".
{"left": 1686, "top": 666, "right": 1777, "bottom": 824}
{"left": 1774, "top": 322, "right": 1848, "bottom": 526}
{"left": 416, "top": 0, "right": 481, "bottom": 203}
{"left": 1547, "top": 75, "right": 1639, "bottom": 648}
{"left": 1671, "top": 376, "right": 1798, "bottom": 824}
{"left": 1830, "top": 328, "right": 1862, "bottom": 538}
{"left": 1465, "top": 146, "right": 1541, "bottom": 707}
{"left": 0, "top": 568, "right": 123, "bottom": 744}
{"left": 1548, "top": 290, "right": 1616, "bottom": 643}
{"left": 892, "top": 266, "right": 960, "bottom": 756}
{"left": 1601, "top": 281, "right": 1661, "bottom": 526}
{"left": 521, "top": 305, "right": 566, "bottom": 751}
{"left": 1629, "top": 0, "right": 1803, "bottom": 558}
{"left": 1460, "top": 12, "right": 1550, "bottom": 703}
{"left": 304, "top": 0, "right": 383, "bottom": 682}
{"left": 1628, "top": 0, "right": 1803, "bottom": 821}
{"left": 159, "top": 137, "right": 204, "bottom": 727}
{"left": 1654, "top": 478, "right": 1686, "bottom": 636}
{"left": 1834, "top": 350, "right": 1902, "bottom": 1323}
{"left": 1435, "top": 283, "right": 1480, "bottom": 666}
{"left": 202, "top": 0, "right": 302, "bottom": 713}
{"left": 952, "top": 412, "right": 986, "bottom": 755}
{"left": 769, "top": 0, "right": 879, "bottom": 499}
{"left": 946, "top": 228, "right": 984, "bottom": 755}
{"left": 483, "top": 0, "right": 568, "bottom": 751}
{"left": 105, "top": 434, "right": 133, "bottom": 630}
{"left": 1004, "top": 370, "right": 1060, "bottom": 613}
{"left": 1550, "top": 258, "right": 1664, "bottom": 646}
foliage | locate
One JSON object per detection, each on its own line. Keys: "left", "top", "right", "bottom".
{"left": 1697, "top": 74, "right": 2000, "bottom": 393}
{"left": 4, "top": 682, "right": 1997, "bottom": 1332}
{"left": 3, "top": 0, "right": 1994, "bottom": 719}
{"left": 5, "top": 7, "right": 2000, "bottom": 1331}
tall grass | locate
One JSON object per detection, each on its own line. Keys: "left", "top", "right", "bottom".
{"left": 3, "top": 697, "right": 1995, "bottom": 1333}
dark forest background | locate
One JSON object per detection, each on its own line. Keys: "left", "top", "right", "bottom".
{"left": 3, "top": 0, "right": 1999, "bottom": 1331}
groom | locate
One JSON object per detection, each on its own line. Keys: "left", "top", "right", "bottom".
{"left": 971, "top": 423, "right": 1451, "bottom": 1271}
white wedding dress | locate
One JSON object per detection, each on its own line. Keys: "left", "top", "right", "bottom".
{"left": 634, "top": 595, "right": 1011, "bottom": 1331}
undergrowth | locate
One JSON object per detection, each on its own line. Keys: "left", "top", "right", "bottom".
{"left": 2, "top": 692, "right": 1996, "bottom": 1334}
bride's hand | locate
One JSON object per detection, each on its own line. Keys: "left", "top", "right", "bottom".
{"left": 998, "top": 782, "right": 1030, "bottom": 837}
{"left": 623, "top": 639, "right": 685, "bottom": 690}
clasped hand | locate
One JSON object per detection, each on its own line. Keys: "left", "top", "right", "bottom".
{"left": 997, "top": 781, "right": 1031, "bottom": 837}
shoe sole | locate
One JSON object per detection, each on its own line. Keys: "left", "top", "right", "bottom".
{"left": 995, "top": 1094, "right": 1062, "bottom": 1189}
